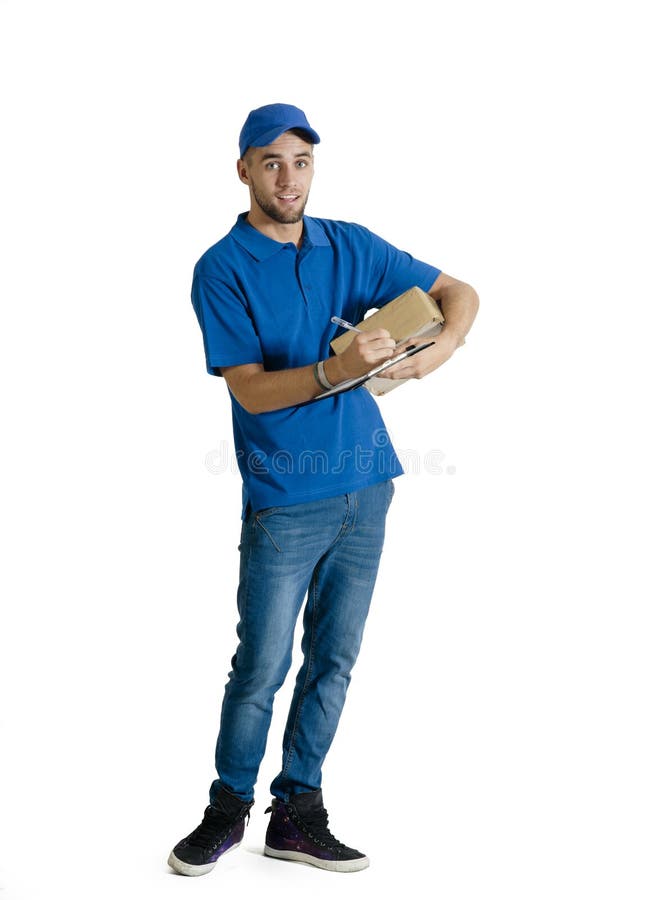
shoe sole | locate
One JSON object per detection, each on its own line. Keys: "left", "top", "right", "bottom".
{"left": 264, "top": 845, "right": 370, "bottom": 873}
{"left": 167, "top": 840, "right": 239, "bottom": 876}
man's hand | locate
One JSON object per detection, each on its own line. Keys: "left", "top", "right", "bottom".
{"left": 326, "top": 328, "right": 396, "bottom": 382}
{"left": 379, "top": 328, "right": 463, "bottom": 380}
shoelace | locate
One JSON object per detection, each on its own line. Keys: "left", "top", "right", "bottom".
{"left": 188, "top": 806, "right": 251, "bottom": 848}
{"left": 295, "top": 806, "right": 348, "bottom": 851}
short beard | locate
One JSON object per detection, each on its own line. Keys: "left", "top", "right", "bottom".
{"left": 252, "top": 185, "right": 308, "bottom": 225}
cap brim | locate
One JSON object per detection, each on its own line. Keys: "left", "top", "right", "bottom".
{"left": 248, "top": 124, "right": 321, "bottom": 151}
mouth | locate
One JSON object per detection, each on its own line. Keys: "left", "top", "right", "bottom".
{"left": 276, "top": 194, "right": 300, "bottom": 204}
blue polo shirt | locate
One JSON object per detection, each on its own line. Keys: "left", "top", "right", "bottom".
{"left": 192, "top": 213, "right": 440, "bottom": 515}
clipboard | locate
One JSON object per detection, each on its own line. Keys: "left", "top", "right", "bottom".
{"left": 312, "top": 341, "right": 435, "bottom": 401}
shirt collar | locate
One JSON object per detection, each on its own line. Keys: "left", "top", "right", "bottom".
{"left": 230, "top": 213, "right": 330, "bottom": 261}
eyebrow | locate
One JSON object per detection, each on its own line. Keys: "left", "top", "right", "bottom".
{"left": 260, "top": 150, "right": 313, "bottom": 161}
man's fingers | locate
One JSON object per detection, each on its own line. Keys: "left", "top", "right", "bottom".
{"left": 356, "top": 328, "right": 393, "bottom": 346}
{"left": 365, "top": 346, "right": 395, "bottom": 364}
{"left": 355, "top": 329, "right": 395, "bottom": 360}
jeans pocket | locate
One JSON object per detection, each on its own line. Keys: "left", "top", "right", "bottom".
{"left": 253, "top": 510, "right": 282, "bottom": 552}
{"left": 254, "top": 505, "right": 284, "bottom": 519}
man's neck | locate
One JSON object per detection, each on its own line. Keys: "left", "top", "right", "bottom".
{"left": 246, "top": 210, "right": 304, "bottom": 248}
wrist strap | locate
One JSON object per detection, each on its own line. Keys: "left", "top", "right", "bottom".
{"left": 312, "top": 362, "right": 324, "bottom": 389}
{"left": 316, "top": 360, "right": 334, "bottom": 390}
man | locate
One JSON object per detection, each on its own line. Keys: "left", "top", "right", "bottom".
{"left": 168, "top": 103, "right": 479, "bottom": 876}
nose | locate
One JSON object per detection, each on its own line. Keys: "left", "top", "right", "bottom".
{"left": 276, "top": 163, "right": 298, "bottom": 186}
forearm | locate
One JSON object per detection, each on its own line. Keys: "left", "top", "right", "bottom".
{"left": 380, "top": 273, "right": 479, "bottom": 380}
{"left": 222, "top": 331, "right": 392, "bottom": 415}
{"left": 430, "top": 279, "right": 480, "bottom": 347}
{"left": 223, "top": 363, "right": 325, "bottom": 414}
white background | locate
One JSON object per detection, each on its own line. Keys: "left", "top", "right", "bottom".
{"left": 1, "top": 1, "right": 658, "bottom": 898}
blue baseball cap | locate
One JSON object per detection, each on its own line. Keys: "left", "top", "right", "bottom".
{"left": 239, "top": 103, "right": 321, "bottom": 157}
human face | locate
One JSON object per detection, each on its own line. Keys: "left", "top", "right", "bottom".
{"left": 239, "top": 132, "right": 314, "bottom": 226}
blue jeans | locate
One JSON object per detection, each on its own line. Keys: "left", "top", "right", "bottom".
{"left": 209, "top": 479, "right": 395, "bottom": 804}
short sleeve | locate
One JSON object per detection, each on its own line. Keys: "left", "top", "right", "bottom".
{"left": 191, "top": 269, "right": 264, "bottom": 376}
{"left": 356, "top": 229, "right": 441, "bottom": 318}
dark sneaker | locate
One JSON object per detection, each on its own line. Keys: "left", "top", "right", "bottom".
{"left": 168, "top": 789, "right": 254, "bottom": 876}
{"left": 264, "top": 789, "right": 369, "bottom": 873}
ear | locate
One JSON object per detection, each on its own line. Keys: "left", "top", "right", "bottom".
{"left": 236, "top": 158, "right": 250, "bottom": 185}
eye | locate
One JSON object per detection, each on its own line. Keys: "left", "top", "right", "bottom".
{"left": 296, "top": 160, "right": 309, "bottom": 168}
{"left": 266, "top": 161, "right": 280, "bottom": 170}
